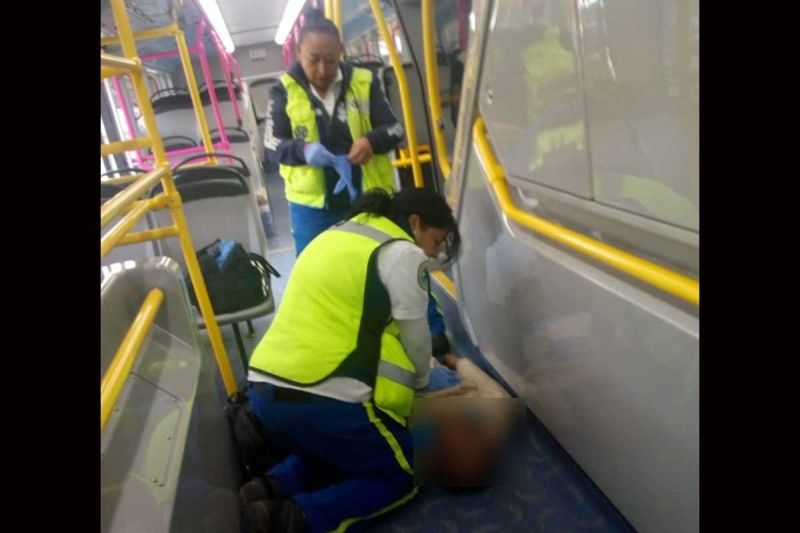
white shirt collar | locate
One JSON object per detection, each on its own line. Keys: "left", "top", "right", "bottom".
{"left": 309, "top": 66, "right": 342, "bottom": 100}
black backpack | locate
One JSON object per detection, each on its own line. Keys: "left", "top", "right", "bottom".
{"left": 185, "top": 238, "right": 280, "bottom": 314}
{"left": 225, "top": 383, "right": 286, "bottom": 481}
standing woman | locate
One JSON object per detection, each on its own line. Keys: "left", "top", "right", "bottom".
{"left": 263, "top": 14, "right": 405, "bottom": 256}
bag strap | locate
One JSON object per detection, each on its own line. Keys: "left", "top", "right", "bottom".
{"left": 196, "top": 238, "right": 222, "bottom": 257}
{"left": 249, "top": 253, "right": 281, "bottom": 278}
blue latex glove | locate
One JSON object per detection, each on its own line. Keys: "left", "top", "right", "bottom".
{"left": 303, "top": 142, "right": 336, "bottom": 168}
{"left": 331, "top": 155, "right": 357, "bottom": 202}
{"left": 422, "top": 365, "right": 461, "bottom": 392}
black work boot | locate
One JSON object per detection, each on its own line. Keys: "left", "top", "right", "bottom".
{"left": 245, "top": 499, "right": 308, "bottom": 533}
{"left": 239, "top": 476, "right": 284, "bottom": 509}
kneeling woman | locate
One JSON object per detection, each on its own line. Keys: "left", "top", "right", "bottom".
{"left": 242, "top": 188, "right": 460, "bottom": 532}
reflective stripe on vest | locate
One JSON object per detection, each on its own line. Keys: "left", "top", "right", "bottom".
{"left": 279, "top": 68, "right": 396, "bottom": 208}
{"left": 377, "top": 359, "right": 416, "bottom": 388}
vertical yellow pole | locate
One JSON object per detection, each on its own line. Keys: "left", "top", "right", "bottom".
{"left": 108, "top": 0, "right": 238, "bottom": 395}
{"left": 109, "top": 0, "right": 167, "bottom": 167}
{"left": 367, "top": 0, "right": 424, "bottom": 187}
{"left": 333, "top": 0, "right": 343, "bottom": 34}
{"left": 422, "top": 0, "right": 451, "bottom": 178}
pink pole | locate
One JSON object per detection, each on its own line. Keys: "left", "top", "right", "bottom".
{"left": 194, "top": 19, "right": 231, "bottom": 155}
{"left": 139, "top": 142, "right": 235, "bottom": 169}
{"left": 457, "top": 0, "right": 469, "bottom": 51}
{"left": 229, "top": 53, "right": 244, "bottom": 89}
{"left": 229, "top": 54, "right": 246, "bottom": 127}
{"left": 140, "top": 49, "right": 181, "bottom": 61}
{"left": 209, "top": 31, "right": 242, "bottom": 125}
{"left": 225, "top": 51, "right": 243, "bottom": 124}
{"left": 282, "top": 35, "right": 293, "bottom": 68}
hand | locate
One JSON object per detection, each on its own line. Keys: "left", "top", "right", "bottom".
{"left": 303, "top": 142, "right": 336, "bottom": 168}
{"left": 347, "top": 136, "right": 373, "bottom": 165}
{"left": 421, "top": 366, "right": 461, "bottom": 392}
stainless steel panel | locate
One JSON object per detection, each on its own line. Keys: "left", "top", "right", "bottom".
{"left": 454, "top": 146, "right": 698, "bottom": 532}
{"left": 101, "top": 258, "right": 240, "bottom": 533}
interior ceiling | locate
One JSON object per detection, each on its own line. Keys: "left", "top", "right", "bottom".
{"left": 100, "top": 0, "right": 440, "bottom": 69}
{"left": 218, "top": 0, "right": 288, "bottom": 47}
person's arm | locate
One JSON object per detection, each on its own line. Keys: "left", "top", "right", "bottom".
{"left": 397, "top": 317, "right": 432, "bottom": 389}
{"left": 263, "top": 82, "right": 308, "bottom": 166}
{"left": 379, "top": 243, "right": 432, "bottom": 389}
{"left": 364, "top": 74, "right": 405, "bottom": 154}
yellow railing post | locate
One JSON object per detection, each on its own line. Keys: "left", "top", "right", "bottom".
{"left": 101, "top": 289, "right": 164, "bottom": 430}
{"left": 119, "top": 226, "right": 181, "bottom": 246}
{"left": 101, "top": 198, "right": 164, "bottom": 258}
{"left": 421, "top": 0, "right": 451, "bottom": 179}
{"left": 473, "top": 118, "right": 699, "bottom": 305}
{"left": 101, "top": 167, "right": 168, "bottom": 227}
{"left": 333, "top": 0, "right": 343, "bottom": 35}
{"left": 103, "top": 0, "right": 239, "bottom": 401}
{"left": 100, "top": 24, "right": 181, "bottom": 47}
{"left": 367, "top": 0, "right": 424, "bottom": 187}
{"left": 108, "top": 0, "right": 168, "bottom": 167}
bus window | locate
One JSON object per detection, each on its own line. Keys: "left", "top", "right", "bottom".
{"left": 479, "top": 0, "right": 592, "bottom": 198}
{"left": 581, "top": 0, "right": 699, "bottom": 231}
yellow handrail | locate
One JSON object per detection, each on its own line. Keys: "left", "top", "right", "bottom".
{"left": 101, "top": 289, "right": 164, "bottom": 431}
{"left": 392, "top": 152, "right": 432, "bottom": 168}
{"left": 102, "top": 66, "right": 132, "bottom": 79}
{"left": 101, "top": 53, "right": 141, "bottom": 73}
{"left": 421, "top": 0, "right": 451, "bottom": 179}
{"left": 367, "top": 0, "right": 424, "bottom": 187}
{"left": 109, "top": 0, "right": 168, "bottom": 166}
{"left": 100, "top": 23, "right": 180, "bottom": 47}
{"left": 101, "top": 174, "right": 145, "bottom": 186}
{"left": 101, "top": 166, "right": 168, "bottom": 228}
{"left": 333, "top": 0, "right": 343, "bottom": 36}
{"left": 326, "top": 0, "right": 344, "bottom": 61}
{"left": 104, "top": 0, "right": 238, "bottom": 396}
{"left": 101, "top": 138, "right": 153, "bottom": 157}
{"left": 119, "top": 226, "right": 181, "bottom": 246}
{"left": 430, "top": 270, "right": 457, "bottom": 299}
{"left": 473, "top": 118, "right": 699, "bottom": 305}
{"left": 399, "top": 144, "right": 430, "bottom": 157}
{"left": 101, "top": 197, "right": 167, "bottom": 258}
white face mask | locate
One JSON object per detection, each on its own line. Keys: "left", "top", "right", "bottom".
{"left": 424, "top": 250, "right": 450, "bottom": 271}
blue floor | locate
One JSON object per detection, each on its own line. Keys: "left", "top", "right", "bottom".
{"left": 359, "top": 286, "right": 634, "bottom": 532}
{"left": 219, "top": 169, "right": 635, "bottom": 532}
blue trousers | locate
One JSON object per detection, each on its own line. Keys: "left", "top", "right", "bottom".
{"left": 289, "top": 201, "right": 447, "bottom": 339}
{"left": 289, "top": 202, "right": 347, "bottom": 257}
{"left": 248, "top": 383, "right": 417, "bottom": 532}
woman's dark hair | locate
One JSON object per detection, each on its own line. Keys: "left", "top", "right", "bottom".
{"left": 298, "top": 12, "right": 342, "bottom": 45}
{"left": 350, "top": 188, "right": 461, "bottom": 263}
